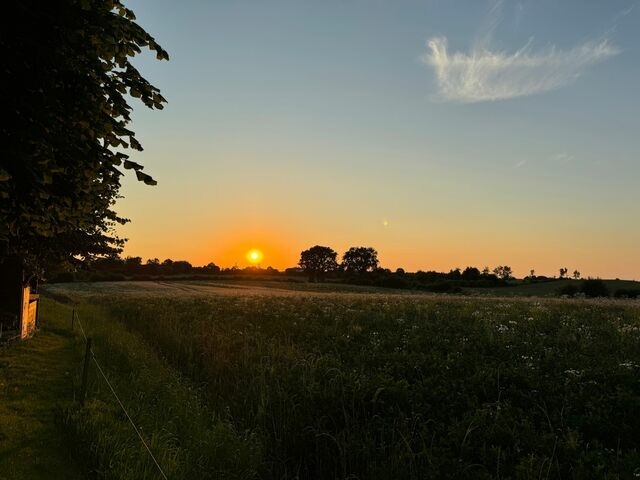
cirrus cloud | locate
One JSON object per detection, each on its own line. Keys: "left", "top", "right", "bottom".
{"left": 421, "top": 37, "right": 619, "bottom": 103}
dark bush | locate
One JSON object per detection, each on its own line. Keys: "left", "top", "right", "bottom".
{"left": 581, "top": 279, "right": 609, "bottom": 298}
{"left": 558, "top": 284, "right": 579, "bottom": 297}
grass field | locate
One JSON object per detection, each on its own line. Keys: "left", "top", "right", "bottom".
{"left": 469, "top": 279, "right": 640, "bottom": 298}
{"left": 4, "top": 280, "right": 640, "bottom": 479}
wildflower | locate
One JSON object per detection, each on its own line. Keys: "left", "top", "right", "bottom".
{"left": 619, "top": 361, "right": 637, "bottom": 369}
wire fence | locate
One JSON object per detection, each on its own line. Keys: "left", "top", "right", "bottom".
{"left": 72, "top": 308, "right": 169, "bottom": 480}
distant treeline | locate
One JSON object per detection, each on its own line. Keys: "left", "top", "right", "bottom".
{"left": 45, "top": 255, "right": 561, "bottom": 293}
{"left": 46, "top": 255, "right": 638, "bottom": 298}
{"left": 49, "top": 256, "right": 246, "bottom": 282}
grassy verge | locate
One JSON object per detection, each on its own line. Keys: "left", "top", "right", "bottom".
{"left": 2, "top": 297, "right": 261, "bottom": 480}
{"left": 0, "top": 300, "right": 84, "bottom": 479}
{"left": 62, "top": 302, "right": 260, "bottom": 479}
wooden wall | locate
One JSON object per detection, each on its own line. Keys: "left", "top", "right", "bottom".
{"left": 1, "top": 257, "right": 37, "bottom": 340}
{"left": 20, "top": 286, "right": 37, "bottom": 339}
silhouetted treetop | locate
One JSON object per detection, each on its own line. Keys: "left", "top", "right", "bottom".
{"left": 462, "top": 266, "right": 481, "bottom": 280}
{"left": 299, "top": 246, "right": 338, "bottom": 281}
{"left": 342, "top": 247, "right": 379, "bottom": 274}
{"left": 1, "top": 0, "right": 168, "bottom": 269}
{"left": 493, "top": 265, "right": 513, "bottom": 280}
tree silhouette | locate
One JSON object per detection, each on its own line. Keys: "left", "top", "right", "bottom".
{"left": 342, "top": 247, "right": 379, "bottom": 274}
{"left": 448, "top": 268, "right": 462, "bottom": 279}
{"left": 573, "top": 270, "right": 581, "bottom": 280}
{"left": 203, "top": 262, "right": 221, "bottom": 273}
{"left": 492, "top": 265, "right": 513, "bottom": 280}
{"left": 1, "top": 0, "right": 168, "bottom": 270}
{"left": 299, "top": 246, "right": 338, "bottom": 282}
{"left": 559, "top": 267, "right": 568, "bottom": 279}
{"left": 462, "top": 267, "right": 481, "bottom": 280}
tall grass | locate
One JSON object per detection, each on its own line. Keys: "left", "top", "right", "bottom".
{"left": 59, "top": 301, "right": 260, "bottom": 480}
{"left": 86, "top": 294, "right": 640, "bottom": 479}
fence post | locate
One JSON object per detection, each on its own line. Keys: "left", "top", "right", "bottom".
{"left": 80, "top": 337, "right": 92, "bottom": 406}
{"left": 71, "top": 308, "right": 75, "bottom": 331}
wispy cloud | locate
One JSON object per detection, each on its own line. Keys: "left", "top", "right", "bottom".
{"left": 550, "top": 152, "right": 575, "bottom": 162}
{"left": 475, "top": 0, "right": 504, "bottom": 49}
{"left": 515, "top": 159, "right": 527, "bottom": 168}
{"left": 422, "top": 37, "right": 619, "bottom": 103}
{"left": 613, "top": 3, "right": 636, "bottom": 23}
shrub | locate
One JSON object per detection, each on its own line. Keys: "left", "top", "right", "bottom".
{"left": 581, "top": 279, "right": 609, "bottom": 298}
{"left": 558, "top": 284, "right": 579, "bottom": 297}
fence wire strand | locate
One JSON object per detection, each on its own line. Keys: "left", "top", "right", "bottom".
{"left": 74, "top": 310, "right": 87, "bottom": 341}
{"left": 73, "top": 310, "right": 169, "bottom": 480}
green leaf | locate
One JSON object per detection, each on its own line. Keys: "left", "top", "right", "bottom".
{"left": 135, "top": 170, "right": 157, "bottom": 186}
{"left": 129, "top": 137, "right": 143, "bottom": 151}
{"left": 123, "top": 160, "right": 143, "bottom": 170}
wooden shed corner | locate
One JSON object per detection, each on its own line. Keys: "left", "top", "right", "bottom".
{"left": 0, "top": 256, "right": 39, "bottom": 342}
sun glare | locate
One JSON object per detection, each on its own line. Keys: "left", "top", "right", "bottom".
{"left": 246, "top": 248, "right": 264, "bottom": 265}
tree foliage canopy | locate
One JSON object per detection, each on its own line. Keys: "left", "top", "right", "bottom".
{"left": 1, "top": 0, "right": 168, "bottom": 269}
{"left": 342, "top": 247, "right": 379, "bottom": 273}
{"left": 299, "top": 246, "right": 338, "bottom": 281}
{"left": 492, "top": 265, "right": 513, "bottom": 280}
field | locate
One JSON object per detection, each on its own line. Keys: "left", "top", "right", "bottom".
{"left": 11, "top": 281, "right": 640, "bottom": 478}
{"left": 468, "top": 279, "right": 640, "bottom": 298}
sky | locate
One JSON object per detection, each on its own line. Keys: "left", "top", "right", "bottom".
{"left": 116, "top": 0, "right": 640, "bottom": 279}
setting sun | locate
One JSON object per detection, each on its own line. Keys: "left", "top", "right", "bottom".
{"left": 246, "top": 248, "right": 264, "bottom": 265}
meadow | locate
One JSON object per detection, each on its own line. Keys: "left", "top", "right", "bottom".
{"left": 40, "top": 281, "right": 640, "bottom": 479}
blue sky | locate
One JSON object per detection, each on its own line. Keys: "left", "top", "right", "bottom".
{"left": 118, "top": 0, "right": 640, "bottom": 278}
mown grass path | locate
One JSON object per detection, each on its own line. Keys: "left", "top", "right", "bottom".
{"left": 0, "top": 303, "right": 84, "bottom": 480}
